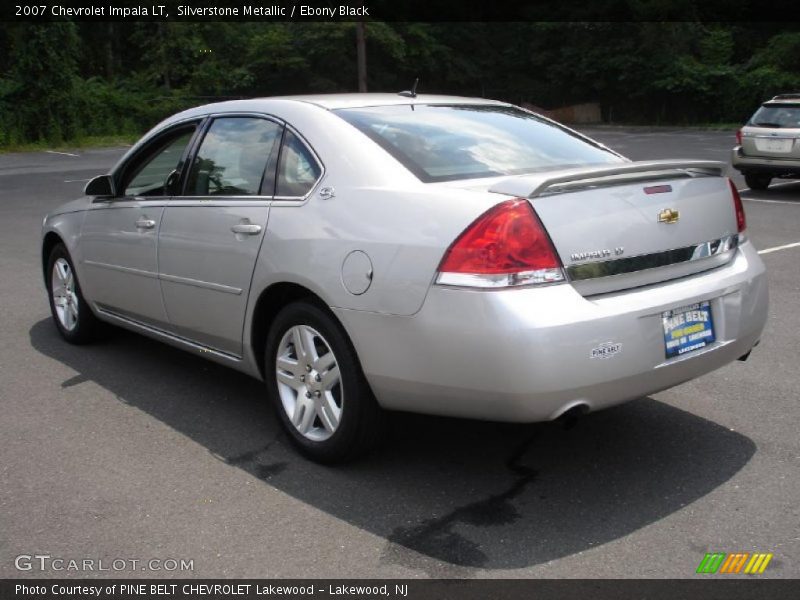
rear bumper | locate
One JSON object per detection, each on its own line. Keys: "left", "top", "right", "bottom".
{"left": 335, "top": 241, "right": 768, "bottom": 422}
{"left": 731, "top": 147, "right": 800, "bottom": 176}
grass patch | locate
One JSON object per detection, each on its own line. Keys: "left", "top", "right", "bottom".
{"left": 0, "top": 133, "right": 141, "bottom": 154}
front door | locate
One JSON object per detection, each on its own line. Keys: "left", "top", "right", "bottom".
{"left": 79, "top": 124, "right": 198, "bottom": 328}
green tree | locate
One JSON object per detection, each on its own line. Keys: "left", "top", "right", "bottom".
{"left": 2, "top": 22, "right": 81, "bottom": 143}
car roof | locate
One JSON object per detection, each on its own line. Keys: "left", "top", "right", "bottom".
{"left": 178, "top": 93, "right": 510, "bottom": 117}
{"left": 128, "top": 94, "right": 517, "bottom": 172}
{"left": 274, "top": 93, "right": 510, "bottom": 110}
{"left": 764, "top": 93, "right": 800, "bottom": 106}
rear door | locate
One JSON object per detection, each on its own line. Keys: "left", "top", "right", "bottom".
{"left": 157, "top": 115, "right": 283, "bottom": 356}
{"left": 80, "top": 123, "right": 199, "bottom": 327}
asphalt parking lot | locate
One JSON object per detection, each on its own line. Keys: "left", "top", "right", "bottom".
{"left": 1, "top": 128, "right": 798, "bottom": 579}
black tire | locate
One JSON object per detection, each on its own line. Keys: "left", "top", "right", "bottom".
{"left": 45, "top": 243, "right": 104, "bottom": 344}
{"left": 264, "top": 300, "right": 386, "bottom": 463}
{"left": 744, "top": 174, "right": 771, "bottom": 191}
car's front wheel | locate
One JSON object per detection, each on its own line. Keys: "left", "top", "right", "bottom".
{"left": 46, "top": 243, "right": 104, "bottom": 344}
{"left": 744, "top": 173, "right": 772, "bottom": 190}
{"left": 264, "top": 300, "right": 385, "bottom": 463}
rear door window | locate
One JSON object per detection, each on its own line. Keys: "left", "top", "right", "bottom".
{"left": 275, "top": 131, "right": 323, "bottom": 198}
{"left": 185, "top": 117, "right": 283, "bottom": 196}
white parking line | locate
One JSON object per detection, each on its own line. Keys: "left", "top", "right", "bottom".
{"left": 63, "top": 178, "right": 91, "bottom": 183}
{"left": 743, "top": 198, "right": 800, "bottom": 205}
{"left": 45, "top": 150, "right": 79, "bottom": 157}
{"left": 758, "top": 242, "right": 800, "bottom": 255}
{"left": 737, "top": 181, "right": 799, "bottom": 205}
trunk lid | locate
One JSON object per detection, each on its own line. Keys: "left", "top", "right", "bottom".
{"left": 476, "top": 160, "right": 740, "bottom": 295}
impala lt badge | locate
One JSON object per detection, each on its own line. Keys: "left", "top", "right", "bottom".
{"left": 658, "top": 208, "right": 680, "bottom": 224}
{"left": 570, "top": 246, "right": 624, "bottom": 262}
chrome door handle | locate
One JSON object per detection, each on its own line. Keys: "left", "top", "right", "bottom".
{"left": 231, "top": 223, "right": 262, "bottom": 235}
{"left": 135, "top": 218, "right": 156, "bottom": 230}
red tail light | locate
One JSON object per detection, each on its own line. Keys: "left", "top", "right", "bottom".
{"left": 736, "top": 128, "right": 742, "bottom": 145}
{"left": 728, "top": 178, "right": 746, "bottom": 233}
{"left": 436, "top": 199, "right": 565, "bottom": 288}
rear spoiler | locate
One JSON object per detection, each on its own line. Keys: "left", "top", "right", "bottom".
{"left": 489, "top": 160, "right": 727, "bottom": 199}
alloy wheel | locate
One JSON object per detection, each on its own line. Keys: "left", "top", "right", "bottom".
{"left": 51, "top": 258, "right": 79, "bottom": 331}
{"left": 275, "top": 325, "right": 343, "bottom": 442}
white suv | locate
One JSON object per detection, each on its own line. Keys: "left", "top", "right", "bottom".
{"left": 732, "top": 94, "right": 800, "bottom": 190}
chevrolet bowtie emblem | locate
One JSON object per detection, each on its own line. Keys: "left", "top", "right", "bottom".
{"left": 658, "top": 208, "right": 680, "bottom": 224}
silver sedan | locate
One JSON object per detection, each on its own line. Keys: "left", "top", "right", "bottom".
{"left": 41, "top": 94, "right": 768, "bottom": 462}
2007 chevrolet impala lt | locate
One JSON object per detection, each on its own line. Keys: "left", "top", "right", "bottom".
{"left": 41, "top": 94, "right": 768, "bottom": 462}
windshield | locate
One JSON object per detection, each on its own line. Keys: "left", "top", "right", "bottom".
{"left": 334, "top": 104, "right": 621, "bottom": 182}
{"left": 748, "top": 104, "right": 800, "bottom": 129}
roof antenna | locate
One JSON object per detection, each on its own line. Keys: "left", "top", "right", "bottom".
{"left": 398, "top": 78, "right": 419, "bottom": 98}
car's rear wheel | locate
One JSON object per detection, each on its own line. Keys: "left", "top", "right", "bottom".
{"left": 264, "top": 300, "right": 385, "bottom": 463}
{"left": 46, "top": 243, "right": 103, "bottom": 344}
{"left": 744, "top": 174, "right": 772, "bottom": 190}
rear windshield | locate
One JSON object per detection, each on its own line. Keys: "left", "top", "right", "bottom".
{"left": 334, "top": 104, "right": 621, "bottom": 182}
{"left": 748, "top": 104, "right": 800, "bottom": 128}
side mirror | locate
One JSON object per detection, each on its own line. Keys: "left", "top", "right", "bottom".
{"left": 84, "top": 175, "right": 115, "bottom": 197}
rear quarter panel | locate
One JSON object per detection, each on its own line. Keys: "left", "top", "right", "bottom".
{"left": 256, "top": 185, "right": 499, "bottom": 316}
{"left": 248, "top": 102, "right": 502, "bottom": 316}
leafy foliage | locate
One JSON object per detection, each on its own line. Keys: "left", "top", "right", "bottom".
{"left": 0, "top": 21, "right": 798, "bottom": 147}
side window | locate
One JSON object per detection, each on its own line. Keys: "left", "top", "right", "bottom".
{"left": 122, "top": 128, "right": 196, "bottom": 197}
{"left": 185, "top": 117, "right": 282, "bottom": 196}
{"left": 276, "top": 130, "right": 322, "bottom": 197}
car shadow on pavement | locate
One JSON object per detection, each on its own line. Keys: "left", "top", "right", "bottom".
{"left": 30, "top": 319, "right": 756, "bottom": 576}
{"left": 739, "top": 180, "right": 800, "bottom": 200}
